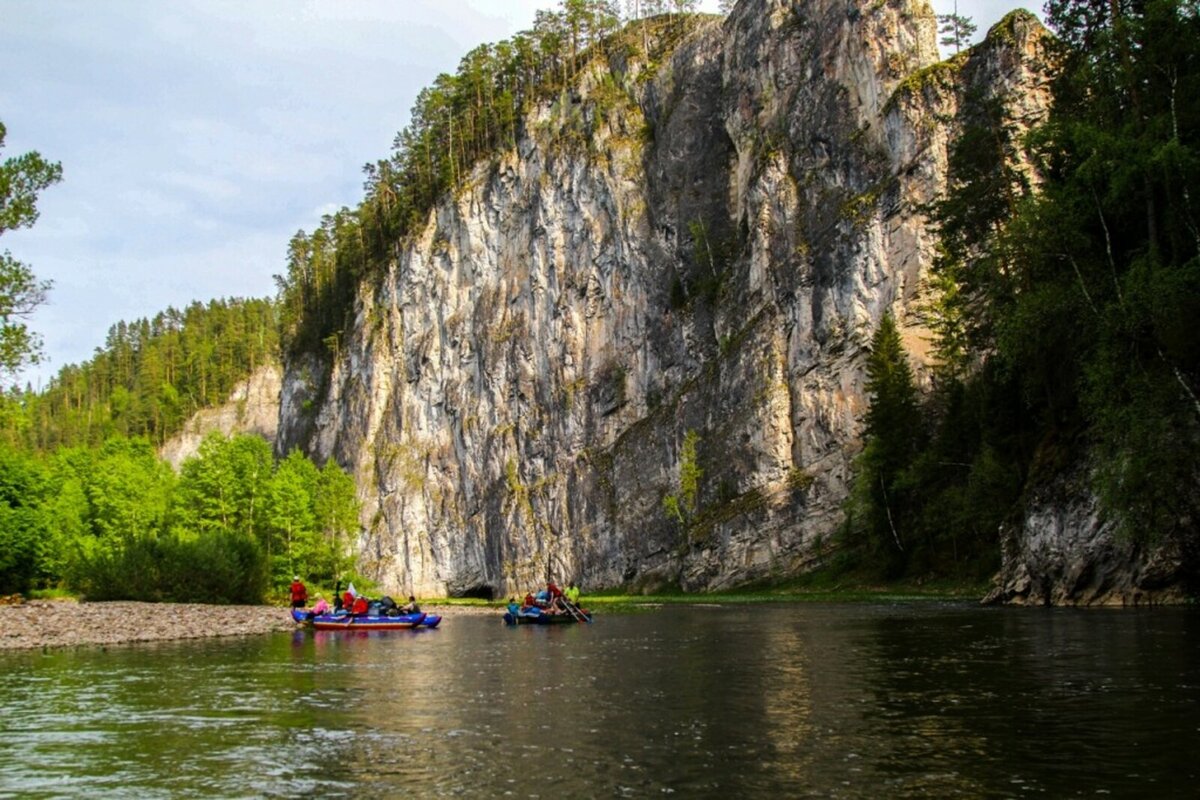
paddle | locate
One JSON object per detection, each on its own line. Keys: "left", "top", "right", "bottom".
{"left": 562, "top": 598, "right": 587, "bottom": 623}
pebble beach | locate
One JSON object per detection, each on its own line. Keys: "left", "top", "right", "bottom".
{"left": 0, "top": 599, "right": 495, "bottom": 651}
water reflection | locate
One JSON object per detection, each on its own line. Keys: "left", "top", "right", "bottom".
{"left": 1, "top": 604, "right": 1197, "bottom": 798}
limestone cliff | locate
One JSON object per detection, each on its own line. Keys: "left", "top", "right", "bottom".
{"left": 160, "top": 365, "right": 282, "bottom": 470}
{"left": 276, "top": 0, "right": 1061, "bottom": 598}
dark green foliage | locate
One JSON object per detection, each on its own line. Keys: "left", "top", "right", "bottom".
{"left": 845, "top": 315, "right": 923, "bottom": 576}
{"left": 863, "top": 315, "right": 922, "bottom": 468}
{"left": 847, "top": 0, "right": 1200, "bottom": 583}
{"left": 0, "top": 119, "right": 61, "bottom": 377}
{"left": 0, "top": 445, "right": 50, "bottom": 593}
{"left": 938, "top": 11, "right": 977, "bottom": 54}
{"left": 68, "top": 530, "right": 267, "bottom": 605}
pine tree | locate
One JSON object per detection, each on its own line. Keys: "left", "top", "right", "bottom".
{"left": 849, "top": 314, "right": 923, "bottom": 572}
{"left": 937, "top": 2, "right": 977, "bottom": 54}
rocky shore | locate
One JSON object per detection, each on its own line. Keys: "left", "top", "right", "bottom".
{"left": 0, "top": 599, "right": 494, "bottom": 651}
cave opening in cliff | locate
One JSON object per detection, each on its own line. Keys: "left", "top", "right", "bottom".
{"left": 456, "top": 585, "right": 495, "bottom": 601}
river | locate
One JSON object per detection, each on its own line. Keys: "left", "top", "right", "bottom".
{"left": 1, "top": 602, "right": 1196, "bottom": 798}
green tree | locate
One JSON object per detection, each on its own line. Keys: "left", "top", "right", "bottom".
{"left": 55, "top": 438, "right": 176, "bottom": 600}
{"left": 938, "top": 3, "right": 977, "bottom": 54}
{"left": 0, "top": 297, "right": 279, "bottom": 451}
{"left": 1035, "top": 0, "right": 1200, "bottom": 539}
{"left": 917, "top": 0, "right": 1200, "bottom": 560}
{"left": 847, "top": 314, "right": 923, "bottom": 573}
{"left": 265, "top": 449, "right": 319, "bottom": 583}
{"left": 84, "top": 437, "right": 174, "bottom": 544}
{"left": 173, "top": 433, "right": 273, "bottom": 542}
{"left": 0, "top": 120, "right": 61, "bottom": 378}
{"left": 313, "top": 458, "right": 360, "bottom": 580}
{"left": 0, "top": 444, "right": 49, "bottom": 593}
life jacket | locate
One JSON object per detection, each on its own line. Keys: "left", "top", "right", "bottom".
{"left": 352, "top": 596, "right": 369, "bottom": 615}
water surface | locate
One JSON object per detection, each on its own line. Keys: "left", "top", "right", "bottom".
{"left": 1, "top": 602, "right": 1196, "bottom": 798}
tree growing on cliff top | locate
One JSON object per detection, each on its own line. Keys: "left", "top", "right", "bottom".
{"left": 938, "top": 4, "right": 977, "bottom": 54}
{"left": 0, "top": 120, "right": 60, "bottom": 380}
{"left": 274, "top": 0, "right": 712, "bottom": 361}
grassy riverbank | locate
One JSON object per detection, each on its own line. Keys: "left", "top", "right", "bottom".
{"left": 426, "top": 574, "right": 992, "bottom": 612}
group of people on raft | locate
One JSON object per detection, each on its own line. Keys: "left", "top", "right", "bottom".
{"left": 291, "top": 575, "right": 585, "bottom": 621}
{"left": 289, "top": 576, "right": 421, "bottom": 618}
{"left": 507, "top": 580, "right": 583, "bottom": 618}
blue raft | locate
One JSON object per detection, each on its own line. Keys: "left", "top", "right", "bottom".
{"left": 503, "top": 605, "right": 592, "bottom": 625}
{"left": 292, "top": 608, "right": 441, "bottom": 630}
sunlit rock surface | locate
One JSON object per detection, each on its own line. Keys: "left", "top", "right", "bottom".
{"left": 160, "top": 365, "right": 281, "bottom": 470}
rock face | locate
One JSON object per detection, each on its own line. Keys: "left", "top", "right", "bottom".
{"left": 275, "top": 0, "right": 1065, "bottom": 599}
{"left": 160, "top": 365, "right": 282, "bottom": 469}
{"left": 984, "top": 471, "right": 1192, "bottom": 606}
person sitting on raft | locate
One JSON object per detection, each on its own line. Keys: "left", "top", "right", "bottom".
{"left": 545, "top": 581, "right": 566, "bottom": 613}
{"left": 400, "top": 595, "right": 421, "bottom": 614}
{"left": 351, "top": 594, "right": 369, "bottom": 615}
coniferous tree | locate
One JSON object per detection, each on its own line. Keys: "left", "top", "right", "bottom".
{"left": 273, "top": 0, "right": 709, "bottom": 361}
{"left": 937, "top": 2, "right": 977, "bottom": 54}
{"left": 915, "top": 2, "right": 1200, "bottom": 559}
{"left": 847, "top": 314, "right": 923, "bottom": 574}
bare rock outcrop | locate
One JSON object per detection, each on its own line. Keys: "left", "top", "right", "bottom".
{"left": 160, "top": 365, "right": 282, "bottom": 469}
{"left": 983, "top": 472, "right": 1193, "bottom": 606}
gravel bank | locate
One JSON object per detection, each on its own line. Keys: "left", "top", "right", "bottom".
{"left": 0, "top": 599, "right": 497, "bottom": 651}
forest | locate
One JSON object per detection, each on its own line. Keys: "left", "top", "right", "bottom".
{"left": 846, "top": 0, "right": 1200, "bottom": 582}
{"left": 0, "top": 298, "right": 279, "bottom": 451}
{"left": 0, "top": 432, "right": 359, "bottom": 603}
{"left": 0, "top": 294, "right": 358, "bottom": 601}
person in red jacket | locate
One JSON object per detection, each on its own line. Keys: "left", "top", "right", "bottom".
{"left": 352, "top": 595, "right": 369, "bottom": 615}
{"left": 289, "top": 576, "right": 308, "bottom": 609}
{"left": 546, "top": 581, "right": 564, "bottom": 612}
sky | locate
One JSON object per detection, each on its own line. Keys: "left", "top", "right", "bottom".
{"left": 1, "top": 0, "right": 1039, "bottom": 390}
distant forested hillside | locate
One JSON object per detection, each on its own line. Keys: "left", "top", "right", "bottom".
{"left": 1, "top": 298, "right": 279, "bottom": 451}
